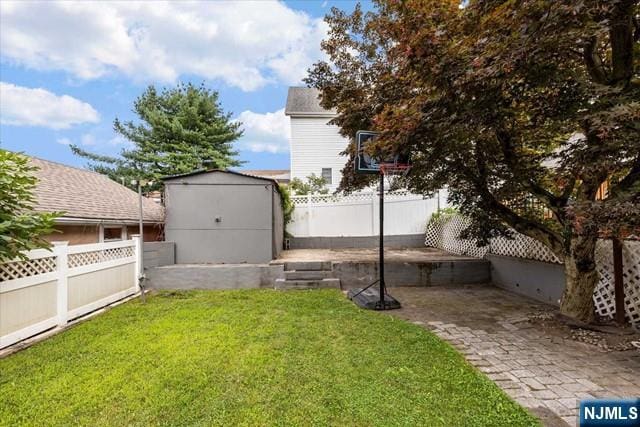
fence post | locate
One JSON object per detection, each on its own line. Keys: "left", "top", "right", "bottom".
{"left": 306, "top": 194, "right": 312, "bottom": 237}
{"left": 371, "top": 192, "right": 376, "bottom": 235}
{"left": 132, "top": 235, "right": 142, "bottom": 292}
{"left": 53, "top": 241, "right": 69, "bottom": 327}
{"left": 612, "top": 237, "right": 625, "bottom": 325}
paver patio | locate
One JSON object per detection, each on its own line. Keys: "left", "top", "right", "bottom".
{"left": 388, "top": 286, "right": 640, "bottom": 427}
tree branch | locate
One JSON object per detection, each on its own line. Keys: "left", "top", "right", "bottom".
{"left": 583, "top": 36, "right": 610, "bottom": 85}
{"left": 609, "top": 0, "right": 635, "bottom": 84}
{"left": 609, "top": 157, "right": 640, "bottom": 200}
{"left": 494, "top": 128, "right": 566, "bottom": 223}
{"left": 473, "top": 143, "right": 566, "bottom": 257}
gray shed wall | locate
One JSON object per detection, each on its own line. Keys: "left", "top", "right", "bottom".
{"left": 164, "top": 172, "right": 283, "bottom": 264}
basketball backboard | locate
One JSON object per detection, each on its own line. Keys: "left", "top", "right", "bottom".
{"left": 355, "top": 130, "right": 409, "bottom": 174}
{"left": 355, "top": 130, "right": 381, "bottom": 174}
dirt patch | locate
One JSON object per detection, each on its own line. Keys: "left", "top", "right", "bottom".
{"left": 525, "top": 313, "right": 640, "bottom": 352}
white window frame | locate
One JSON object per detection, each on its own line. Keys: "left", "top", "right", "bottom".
{"left": 99, "top": 225, "right": 127, "bottom": 242}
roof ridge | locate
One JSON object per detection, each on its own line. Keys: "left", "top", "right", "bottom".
{"left": 28, "top": 154, "right": 108, "bottom": 178}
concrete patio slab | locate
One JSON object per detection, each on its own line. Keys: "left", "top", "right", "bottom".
{"left": 273, "top": 247, "right": 478, "bottom": 263}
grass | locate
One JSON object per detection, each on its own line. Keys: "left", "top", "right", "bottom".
{"left": 0, "top": 289, "right": 538, "bottom": 426}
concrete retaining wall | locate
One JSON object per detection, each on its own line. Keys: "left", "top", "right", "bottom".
{"left": 146, "top": 264, "right": 284, "bottom": 290}
{"left": 289, "top": 234, "right": 426, "bottom": 250}
{"left": 488, "top": 254, "right": 565, "bottom": 305}
{"left": 334, "top": 259, "right": 490, "bottom": 289}
{"left": 143, "top": 242, "right": 175, "bottom": 268}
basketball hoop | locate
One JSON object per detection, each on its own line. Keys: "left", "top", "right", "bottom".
{"left": 379, "top": 162, "right": 411, "bottom": 191}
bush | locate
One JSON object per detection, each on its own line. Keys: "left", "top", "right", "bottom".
{"left": 0, "top": 150, "right": 60, "bottom": 261}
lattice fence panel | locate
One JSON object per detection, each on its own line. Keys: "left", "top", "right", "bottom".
{"left": 594, "top": 240, "right": 640, "bottom": 328}
{"left": 0, "top": 256, "right": 57, "bottom": 281}
{"left": 490, "top": 234, "right": 561, "bottom": 264}
{"left": 68, "top": 246, "right": 135, "bottom": 269}
{"left": 425, "top": 215, "right": 489, "bottom": 258}
{"left": 291, "top": 190, "right": 413, "bottom": 205}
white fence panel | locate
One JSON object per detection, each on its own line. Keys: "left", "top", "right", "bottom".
{"left": 288, "top": 191, "right": 447, "bottom": 237}
{"left": 0, "top": 237, "right": 141, "bottom": 349}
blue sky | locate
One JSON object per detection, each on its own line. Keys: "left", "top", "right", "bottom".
{"left": 0, "top": 1, "right": 366, "bottom": 171}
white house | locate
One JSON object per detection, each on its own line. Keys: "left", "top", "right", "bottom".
{"left": 285, "top": 87, "right": 349, "bottom": 192}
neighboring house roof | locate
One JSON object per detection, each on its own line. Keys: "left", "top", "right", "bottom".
{"left": 239, "top": 169, "right": 290, "bottom": 183}
{"left": 284, "top": 87, "right": 336, "bottom": 117}
{"left": 29, "top": 157, "right": 164, "bottom": 223}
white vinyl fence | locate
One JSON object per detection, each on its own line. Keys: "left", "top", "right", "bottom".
{"left": 425, "top": 214, "right": 640, "bottom": 329}
{"left": 288, "top": 190, "right": 448, "bottom": 237}
{"left": 0, "top": 238, "right": 142, "bottom": 348}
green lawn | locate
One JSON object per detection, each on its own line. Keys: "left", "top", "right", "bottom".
{"left": 0, "top": 290, "right": 538, "bottom": 426}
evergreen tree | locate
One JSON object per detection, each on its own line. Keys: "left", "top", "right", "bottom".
{"left": 72, "top": 83, "right": 243, "bottom": 189}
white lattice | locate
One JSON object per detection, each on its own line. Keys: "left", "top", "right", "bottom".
{"left": 425, "top": 215, "right": 489, "bottom": 258}
{"left": 490, "top": 234, "right": 561, "bottom": 264}
{"left": 291, "top": 190, "right": 413, "bottom": 205}
{"left": 426, "top": 214, "right": 640, "bottom": 329}
{"left": 68, "top": 246, "right": 135, "bottom": 268}
{"left": 0, "top": 256, "right": 57, "bottom": 281}
{"left": 593, "top": 240, "right": 640, "bottom": 328}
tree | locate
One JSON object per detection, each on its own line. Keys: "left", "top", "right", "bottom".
{"left": 0, "top": 150, "right": 59, "bottom": 262}
{"left": 72, "top": 83, "right": 243, "bottom": 189}
{"left": 289, "top": 173, "right": 330, "bottom": 195}
{"left": 306, "top": 0, "right": 640, "bottom": 322}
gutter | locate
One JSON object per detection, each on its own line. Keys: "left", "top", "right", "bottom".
{"left": 284, "top": 111, "right": 337, "bottom": 118}
{"left": 54, "top": 217, "right": 163, "bottom": 226}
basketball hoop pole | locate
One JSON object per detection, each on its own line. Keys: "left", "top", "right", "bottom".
{"left": 347, "top": 131, "right": 405, "bottom": 310}
{"left": 378, "top": 172, "right": 385, "bottom": 308}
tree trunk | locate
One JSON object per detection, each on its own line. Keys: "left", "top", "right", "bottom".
{"left": 559, "top": 236, "right": 599, "bottom": 323}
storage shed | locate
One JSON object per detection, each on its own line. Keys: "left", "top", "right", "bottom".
{"left": 163, "top": 170, "right": 284, "bottom": 264}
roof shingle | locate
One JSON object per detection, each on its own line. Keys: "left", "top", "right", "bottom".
{"left": 284, "top": 87, "right": 336, "bottom": 116}
{"left": 29, "top": 157, "right": 164, "bottom": 223}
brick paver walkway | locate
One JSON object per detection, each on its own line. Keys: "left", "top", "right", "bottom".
{"left": 389, "top": 286, "right": 640, "bottom": 427}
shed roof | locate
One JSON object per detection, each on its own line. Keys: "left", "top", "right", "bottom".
{"left": 162, "top": 169, "right": 284, "bottom": 197}
{"left": 284, "top": 87, "right": 336, "bottom": 117}
{"left": 29, "top": 157, "right": 164, "bottom": 223}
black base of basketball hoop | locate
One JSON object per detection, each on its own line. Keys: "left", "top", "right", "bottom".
{"left": 347, "top": 287, "right": 401, "bottom": 310}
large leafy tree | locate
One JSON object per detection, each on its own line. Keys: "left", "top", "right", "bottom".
{"left": 306, "top": 0, "right": 640, "bottom": 322}
{"left": 72, "top": 83, "right": 243, "bottom": 188}
{"left": 0, "top": 150, "right": 59, "bottom": 262}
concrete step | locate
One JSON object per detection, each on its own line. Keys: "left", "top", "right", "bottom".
{"left": 274, "top": 278, "right": 341, "bottom": 290}
{"left": 284, "top": 270, "right": 332, "bottom": 280}
{"left": 284, "top": 261, "right": 332, "bottom": 272}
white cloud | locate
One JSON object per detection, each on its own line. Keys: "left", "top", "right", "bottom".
{"left": 80, "top": 133, "right": 97, "bottom": 146}
{"left": 108, "top": 135, "right": 131, "bottom": 146}
{"left": 0, "top": 82, "right": 100, "bottom": 129}
{"left": 56, "top": 137, "right": 71, "bottom": 145}
{"left": 236, "top": 108, "right": 290, "bottom": 153}
{"left": 0, "top": 1, "right": 327, "bottom": 91}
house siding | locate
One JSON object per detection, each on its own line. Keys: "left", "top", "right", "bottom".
{"left": 42, "top": 225, "right": 100, "bottom": 245}
{"left": 42, "top": 224, "right": 161, "bottom": 245}
{"left": 290, "top": 116, "right": 350, "bottom": 192}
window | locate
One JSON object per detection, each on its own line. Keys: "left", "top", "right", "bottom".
{"left": 103, "top": 226, "right": 124, "bottom": 242}
{"left": 321, "top": 168, "right": 332, "bottom": 185}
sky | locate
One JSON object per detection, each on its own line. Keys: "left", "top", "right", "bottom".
{"left": 0, "top": 0, "right": 366, "bottom": 171}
